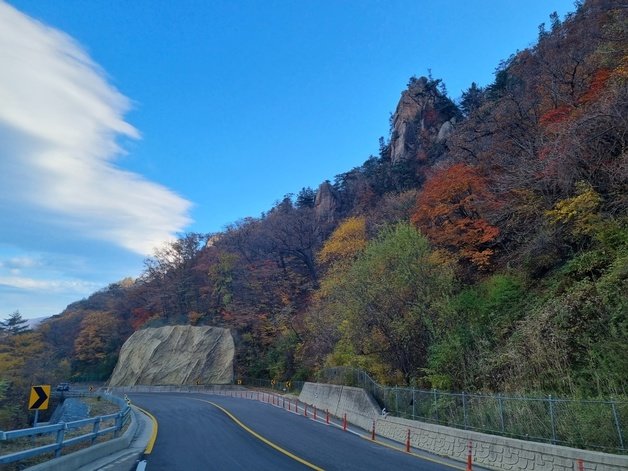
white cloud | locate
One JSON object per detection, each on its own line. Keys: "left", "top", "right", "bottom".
{"left": 0, "top": 1, "right": 192, "bottom": 255}
{"left": 4, "top": 256, "right": 41, "bottom": 270}
{"left": 0, "top": 276, "right": 98, "bottom": 293}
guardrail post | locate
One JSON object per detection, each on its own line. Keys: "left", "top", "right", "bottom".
{"left": 610, "top": 399, "right": 625, "bottom": 450}
{"left": 55, "top": 423, "right": 66, "bottom": 458}
{"left": 114, "top": 412, "right": 122, "bottom": 438}
{"left": 91, "top": 417, "right": 101, "bottom": 444}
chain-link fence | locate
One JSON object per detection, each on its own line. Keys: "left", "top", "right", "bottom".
{"left": 316, "top": 366, "right": 626, "bottom": 453}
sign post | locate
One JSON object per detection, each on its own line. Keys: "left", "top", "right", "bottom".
{"left": 29, "top": 385, "right": 51, "bottom": 426}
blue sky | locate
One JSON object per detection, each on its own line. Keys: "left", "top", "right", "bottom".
{"left": 0, "top": 0, "right": 576, "bottom": 319}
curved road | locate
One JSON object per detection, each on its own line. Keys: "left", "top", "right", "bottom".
{"left": 130, "top": 392, "right": 468, "bottom": 471}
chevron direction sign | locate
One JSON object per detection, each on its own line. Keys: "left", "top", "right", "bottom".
{"left": 28, "top": 385, "right": 51, "bottom": 410}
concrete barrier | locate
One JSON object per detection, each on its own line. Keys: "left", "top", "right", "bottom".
{"left": 299, "top": 382, "right": 628, "bottom": 471}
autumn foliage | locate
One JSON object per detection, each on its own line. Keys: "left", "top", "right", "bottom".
{"left": 411, "top": 164, "right": 499, "bottom": 268}
{"left": 2, "top": 1, "right": 625, "bottom": 405}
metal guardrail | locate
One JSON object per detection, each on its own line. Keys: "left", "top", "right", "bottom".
{"left": 317, "top": 366, "right": 627, "bottom": 453}
{"left": 0, "top": 391, "right": 131, "bottom": 465}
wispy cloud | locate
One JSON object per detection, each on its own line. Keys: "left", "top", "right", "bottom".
{"left": 0, "top": 276, "right": 98, "bottom": 293}
{"left": 0, "top": 1, "right": 192, "bottom": 255}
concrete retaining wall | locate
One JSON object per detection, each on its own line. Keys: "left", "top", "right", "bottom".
{"left": 299, "top": 382, "right": 628, "bottom": 471}
{"left": 299, "top": 382, "right": 379, "bottom": 430}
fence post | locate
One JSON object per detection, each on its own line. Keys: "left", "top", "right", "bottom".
{"left": 548, "top": 395, "right": 557, "bottom": 445}
{"left": 433, "top": 389, "right": 439, "bottom": 423}
{"left": 395, "top": 387, "right": 399, "bottom": 416}
{"left": 610, "top": 399, "right": 625, "bottom": 450}
{"left": 412, "top": 388, "right": 415, "bottom": 420}
{"left": 462, "top": 392, "right": 468, "bottom": 429}
{"left": 498, "top": 394, "right": 505, "bottom": 433}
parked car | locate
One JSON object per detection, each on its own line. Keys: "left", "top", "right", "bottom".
{"left": 56, "top": 383, "right": 70, "bottom": 392}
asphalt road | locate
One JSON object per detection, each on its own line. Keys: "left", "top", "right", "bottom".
{"left": 130, "top": 392, "right": 468, "bottom": 471}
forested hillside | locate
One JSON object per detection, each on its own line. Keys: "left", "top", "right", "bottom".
{"left": 1, "top": 0, "right": 626, "bottom": 429}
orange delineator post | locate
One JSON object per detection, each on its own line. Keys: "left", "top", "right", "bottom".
{"left": 288, "top": 399, "right": 291, "bottom": 412}
{"left": 313, "top": 405, "right": 317, "bottom": 420}
{"left": 371, "top": 419, "right": 376, "bottom": 440}
{"left": 326, "top": 409, "right": 330, "bottom": 424}
{"left": 406, "top": 429, "right": 411, "bottom": 452}
{"left": 304, "top": 404, "right": 308, "bottom": 417}
{"left": 343, "top": 413, "right": 347, "bottom": 431}
{"left": 466, "top": 440, "right": 473, "bottom": 471}
{"left": 577, "top": 459, "right": 584, "bottom": 471}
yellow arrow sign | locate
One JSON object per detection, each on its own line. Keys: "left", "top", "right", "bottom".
{"left": 29, "top": 385, "right": 51, "bottom": 410}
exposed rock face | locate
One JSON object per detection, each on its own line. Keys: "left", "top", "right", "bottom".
{"left": 314, "top": 180, "right": 339, "bottom": 222}
{"left": 108, "top": 325, "right": 234, "bottom": 386}
{"left": 389, "top": 76, "right": 457, "bottom": 164}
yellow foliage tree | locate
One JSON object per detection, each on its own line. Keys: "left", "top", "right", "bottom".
{"left": 546, "top": 181, "right": 602, "bottom": 237}
{"left": 317, "top": 217, "right": 367, "bottom": 267}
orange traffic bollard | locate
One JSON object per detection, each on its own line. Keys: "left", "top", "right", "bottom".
{"left": 406, "top": 429, "right": 411, "bottom": 452}
{"left": 326, "top": 409, "right": 330, "bottom": 424}
{"left": 577, "top": 459, "right": 584, "bottom": 471}
{"left": 313, "top": 405, "right": 317, "bottom": 420}
{"left": 343, "top": 413, "right": 347, "bottom": 431}
{"left": 371, "top": 419, "right": 376, "bottom": 440}
{"left": 466, "top": 440, "right": 472, "bottom": 471}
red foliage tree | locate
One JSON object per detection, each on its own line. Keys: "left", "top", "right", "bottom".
{"left": 411, "top": 164, "right": 499, "bottom": 268}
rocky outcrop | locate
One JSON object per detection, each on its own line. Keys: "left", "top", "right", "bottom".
{"left": 108, "top": 325, "right": 234, "bottom": 386}
{"left": 314, "top": 180, "right": 339, "bottom": 222}
{"left": 389, "top": 76, "right": 458, "bottom": 163}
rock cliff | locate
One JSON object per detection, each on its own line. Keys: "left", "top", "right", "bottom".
{"left": 388, "top": 76, "right": 457, "bottom": 164}
{"left": 314, "top": 180, "right": 339, "bottom": 222}
{"left": 108, "top": 325, "right": 234, "bottom": 386}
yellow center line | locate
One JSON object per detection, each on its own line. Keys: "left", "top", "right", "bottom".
{"left": 194, "top": 398, "right": 324, "bottom": 471}
{"left": 134, "top": 405, "right": 159, "bottom": 455}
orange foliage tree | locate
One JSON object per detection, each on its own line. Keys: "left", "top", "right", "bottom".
{"left": 411, "top": 163, "right": 499, "bottom": 268}
{"left": 74, "top": 311, "right": 121, "bottom": 365}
